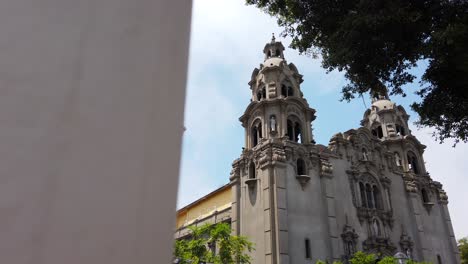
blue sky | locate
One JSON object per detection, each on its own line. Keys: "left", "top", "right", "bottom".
{"left": 177, "top": 0, "right": 468, "bottom": 240}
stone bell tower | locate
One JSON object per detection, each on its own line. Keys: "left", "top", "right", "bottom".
{"left": 229, "top": 35, "right": 333, "bottom": 264}
{"left": 360, "top": 90, "right": 459, "bottom": 263}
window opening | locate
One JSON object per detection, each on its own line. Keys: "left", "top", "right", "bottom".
{"left": 366, "top": 184, "right": 374, "bottom": 208}
{"left": 252, "top": 121, "right": 262, "bottom": 147}
{"left": 287, "top": 86, "right": 294, "bottom": 96}
{"left": 359, "top": 182, "right": 367, "bottom": 208}
{"left": 396, "top": 124, "right": 406, "bottom": 136}
{"left": 373, "top": 185, "right": 382, "bottom": 210}
{"left": 407, "top": 152, "right": 420, "bottom": 174}
{"left": 421, "top": 188, "right": 429, "bottom": 203}
{"left": 294, "top": 122, "right": 302, "bottom": 143}
{"left": 437, "top": 255, "right": 442, "bottom": 264}
{"left": 249, "top": 162, "right": 256, "bottom": 179}
{"left": 305, "top": 239, "right": 311, "bottom": 259}
{"left": 377, "top": 126, "right": 383, "bottom": 138}
{"left": 281, "top": 85, "right": 287, "bottom": 97}
{"left": 297, "top": 158, "right": 306, "bottom": 175}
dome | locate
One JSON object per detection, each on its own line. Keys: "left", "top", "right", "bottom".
{"left": 263, "top": 57, "right": 284, "bottom": 68}
{"left": 372, "top": 99, "right": 395, "bottom": 111}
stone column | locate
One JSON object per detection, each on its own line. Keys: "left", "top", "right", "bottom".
{"left": 0, "top": 1, "right": 191, "bottom": 264}
{"left": 407, "top": 191, "right": 431, "bottom": 261}
{"left": 439, "top": 200, "right": 461, "bottom": 264}
{"left": 320, "top": 160, "right": 341, "bottom": 261}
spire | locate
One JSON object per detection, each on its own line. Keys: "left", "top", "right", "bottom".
{"left": 271, "top": 33, "right": 276, "bottom": 43}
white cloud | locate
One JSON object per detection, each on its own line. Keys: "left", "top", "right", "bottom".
{"left": 410, "top": 124, "right": 468, "bottom": 240}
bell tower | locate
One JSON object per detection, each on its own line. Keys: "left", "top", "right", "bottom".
{"left": 241, "top": 34, "right": 316, "bottom": 149}
{"left": 230, "top": 36, "right": 332, "bottom": 264}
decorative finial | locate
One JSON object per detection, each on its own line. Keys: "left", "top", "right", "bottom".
{"left": 271, "top": 33, "right": 276, "bottom": 43}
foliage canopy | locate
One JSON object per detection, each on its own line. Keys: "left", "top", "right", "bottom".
{"left": 173, "top": 222, "right": 254, "bottom": 264}
{"left": 459, "top": 237, "right": 468, "bottom": 264}
{"left": 246, "top": 0, "right": 468, "bottom": 144}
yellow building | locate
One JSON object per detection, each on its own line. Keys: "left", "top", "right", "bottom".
{"left": 175, "top": 184, "right": 232, "bottom": 238}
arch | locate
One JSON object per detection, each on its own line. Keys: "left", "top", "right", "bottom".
{"left": 287, "top": 115, "right": 303, "bottom": 143}
{"left": 407, "top": 151, "right": 420, "bottom": 174}
{"left": 249, "top": 162, "right": 256, "bottom": 179}
{"left": 281, "top": 84, "right": 287, "bottom": 97}
{"left": 359, "top": 182, "right": 367, "bottom": 208}
{"left": 377, "top": 126, "right": 383, "bottom": 138}
{"left": 294, "top": 122, "right": 302, "bottom": 143}
{"left": 297, "top": 158, "right": 306, "bottom": 175}
{"left": 251, "top": 119, "right": 262, "bottom": 147}
{"left": 267, "top": 50, "right": 271, "bottom": 57}
{"left": 287, "top": 86, "right": 294, "bottom": 96}
{"left": 437, "top": 255, "right": 442, "bottom": 264}
{"left": 262, "top": 87, "right": 266, "bottom": 99}
{"left": 366, "top": 183, "right": 374, "bottom": 209}
{"left": 371, "top": 125, "right": 383, "bottom": 139}
{"left": 373, "top": 185, "right": 382, "bottom": 210}
{"left": 396, "top": 124, "right": 406, "bottom": 136}
{"left": 421, "top": 188, "right": 430, "bottom": 203}
{"left": 275, "top": 49, "right": 280, "bottom": 57}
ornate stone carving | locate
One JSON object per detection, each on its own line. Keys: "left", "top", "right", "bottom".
{"left": 272, "top": 147, "right": 286, "bottom": 162}
{"left": 399, "top": 229, "right": 414, "bottom": 259}
{"left": 286, "top": 105, "right": 304, "bottom": 119}
{"left": 295, "top": 175, "right": 311, "bottom": 190}
{"left": 320, "top": 159, "right": 333, "bottom": 177}
{"left": 341, "top": 216, "right": 359, "bottom": 261}
{"left": 362, "top": 236, "right": 396, "bottom": 257}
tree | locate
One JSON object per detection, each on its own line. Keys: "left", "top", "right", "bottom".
{"left": 459, "top": 237, "right": 468, "bottom": 264}
{"left": 246, "top": 0, "right": 468, "bottom": 144}
{"left": 173, "top": 222, "right": 254, "bottom": 264}
{"left": 314, "top": 251, "right": 432, "bottom": 264}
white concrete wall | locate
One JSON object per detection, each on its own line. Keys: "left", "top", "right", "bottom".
{"left": 0, "top": 1, "right": 192, "bottom": 263}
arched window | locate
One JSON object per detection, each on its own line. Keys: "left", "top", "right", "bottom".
{"left": 287, "top": 86, "right": 294, "bottom": 96}
{"left": 359, "top": 182, "right": 367, "bottom": 208}
{"left": 267, "top": 50, "right": 271, "bottom": 57}
{"left": 251, "top": 120, "right": 262, "bottom": 147}
{"left": 281, "top": 85, "right": 287, "bottom": 97}
{"left": 281, "top": 84, "right": 294, "bottom": 97}
{"left": 407, "top": 152, "right": 420, "bottom": 174}
{"left": 377, "top": 126, "right": 383, "bottom": 138}
{"left": 396, "top": 124, "right": 406, "bottom": 136}
{"left": 287, "top": 118, "right": 303, "bottom": 143}
{"left": 294, "top": 122, "right": 302, "bottom": 143}
{"left": 362, "top": 148, "right": 369, "bottom": 161}
{"left": 394, "top": 152, "right": 402, "bottom": 166}
{"left": 366, "top": 184, "right": 374, "bottom": 209}
{"left": 373, "top": 185, "right": 382, "bottom": 210}
{"left": 256, "top": 87, "right": 266, "bottom": 101}
{"left": 305, "top": 238, "right": 311, "bottom": 259}
{"left": 437, "top": 255, "right": 442, "bottom": 264}
{"left": 297, "top": 158, "right": 306, "bottom": 175}
{"left": 421, "top": 188, "right": 430, "bottom": 203}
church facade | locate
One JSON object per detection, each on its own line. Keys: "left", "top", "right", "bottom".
{"left": 175, "top": 37, "right": 460, "bottom": 264}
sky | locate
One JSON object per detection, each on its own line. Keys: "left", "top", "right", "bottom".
{"left": 177, "top": 0, "right": 468, "bottom": 240}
